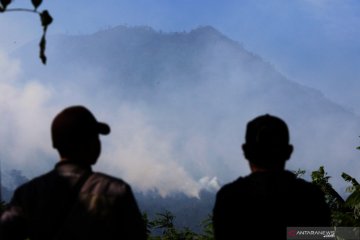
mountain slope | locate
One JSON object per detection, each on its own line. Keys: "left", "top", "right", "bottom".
{"left": 5, "top": 25, "right": 360, "bottom": 197}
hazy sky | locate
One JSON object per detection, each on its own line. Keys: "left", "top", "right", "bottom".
{"left": 0, "top": 0, "right": 359, "bottom": 113}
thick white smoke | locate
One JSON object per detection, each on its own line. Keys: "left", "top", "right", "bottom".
{"left": 0, "top": 51, "right": 57, "bottom": 175}
{"left": 0, "top": 51, "right": 210, "bottom": 197}
{"left": 100, "top": 105, "right": 202, "bottom": 197}
{"left": 1, "top": 26, "right": 359, "bottom": 199}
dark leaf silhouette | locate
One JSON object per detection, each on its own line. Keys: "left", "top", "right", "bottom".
{"left": 39, "top": 35, "right": 47, "bottom": 64}
{"left": 40, "top": 10, "right": 53, "bottom": 28}
{"left": 0, "top": 0, "right": 11, "bottom": 10}
{"left": 38, "top": 10, "right": 52, "bottom": 64}
{"left": 342, "top": 172, "right": 360, "bottom": 186}
{"left": 31, "top": 0, "right": 42, "bottom": 10}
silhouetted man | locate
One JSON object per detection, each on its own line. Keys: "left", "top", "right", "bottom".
{"left": 213, "top": 114, "right": 331, "bottom": 240}
{"left": 0, "top": 106, "right": 147, "bottom": 240}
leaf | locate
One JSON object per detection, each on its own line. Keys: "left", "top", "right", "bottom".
{"left": 31, "top": 0, "right": 42, "bottom": 10}
{"left": 346, "top": 191, "right": 360, "bottom": 209}
{"left": 0, "top": 0, "right": 11, "bottom": 10}
{"left": 293, "top": 168, "right": 306, "bottom": 178}
{"left": 40, "top": 10, "right": 53, "bottom": 28}
{"left": 342, "top": 172, "right": 359, "bottom": 186}
{"left": 39, "top": 34, "right": 47, "bottom": 64}
{"left": 37, "top": 10, "right": 53, "bottom": 64}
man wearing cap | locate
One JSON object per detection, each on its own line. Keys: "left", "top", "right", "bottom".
{"left": 213, "top": 114, "right": 331, "bottom": 240}
{"left": 0, "top": 106, "right": 147, "bottom": 240}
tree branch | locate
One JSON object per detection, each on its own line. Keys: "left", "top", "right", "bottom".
{"left": 3, "top": 8, "right": 39, "bottom": 14}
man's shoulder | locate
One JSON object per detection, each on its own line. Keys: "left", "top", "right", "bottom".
{"left": 216, "top": 171, "right": 323, "bottom": 197}
{"left": 6, "top": 170, "right": 58, "bottom": 206}
{"left": 291, "top": 175, "right": 324, "bottom": 195}
{"left": 84, "top": 172, "right": 132, "bottom": 196}
{"left": 91, "top": 172, "right": 128, "bottom": 185}
{"left": 216, "top": 176, "right": 248, "bottom": 197}
{"left": 281, "top": 171, "right": 320, "bottom": 190}
{"left": 13, "top": 170, "right": 56, "bottom": 194}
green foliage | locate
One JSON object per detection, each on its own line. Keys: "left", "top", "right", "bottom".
{"left": 144, "top": 210, "right": 214, "bottom": 240}
{"left": 310, "top": 166, "right": 360, "bottom": 227}
{"left": 147, "top": 210, "right": 194, "bottom": 240}
{"left": 311, "top": 166, "right": 345, "bottom": 210}
{"left": 0, "top": 0, "right": 52, "bottom": 64}
{"left": 143, "top": 212, "right": 153, "bottom": 237}
{"left": 293, "top": 168, "right": 306, "bottom": 178}
{"left": 198, "top": 215, "right": 214, "bottom": 240}
{"left": 340, "top": 172, "right": 360, "bottom": 226}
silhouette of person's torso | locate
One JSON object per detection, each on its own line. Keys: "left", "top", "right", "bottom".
{"left": 1, "top": 161, "right": 146, "bottom": 240}
{"left": 213, "top": 170, "right": 331, "bottom": 240}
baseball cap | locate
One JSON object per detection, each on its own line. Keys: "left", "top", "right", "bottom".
{"left": 51, "top": 106, "right": 110, "bottom": 149}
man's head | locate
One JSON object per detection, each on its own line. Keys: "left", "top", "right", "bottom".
{"left": 51, "top": 106, "right": 110, "bottom": 165}
{"left": 242, "top": 114, "right": 293, "bottom": 169}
